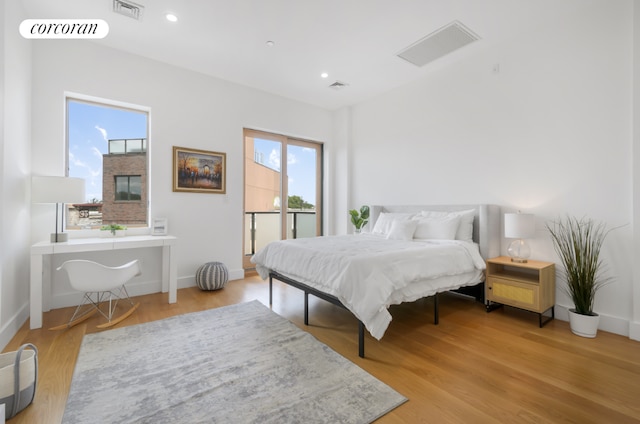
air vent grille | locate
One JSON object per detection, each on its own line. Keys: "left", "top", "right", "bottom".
{"left": 113, "top": 0, "right": 144, "bottom": 21}
{"left": 397, "top": 21, "right": 479, "bottom": 67}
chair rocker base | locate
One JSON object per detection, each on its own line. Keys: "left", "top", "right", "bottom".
{"left": 49, "top": 287, "right": 139, "bottom": 330}
{"left": 96, "top": 302, "right": 140, "bottom": 329}
{"left": 49, "top": 309, "right": 98, "bottom": 331}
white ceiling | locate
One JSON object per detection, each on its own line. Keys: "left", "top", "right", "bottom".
{"left": 20, "top": 0, "right": 580, "bottom": 110}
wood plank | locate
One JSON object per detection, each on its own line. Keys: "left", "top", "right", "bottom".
{"left": 4, "top": 276, "right": 640, "bottom": 423}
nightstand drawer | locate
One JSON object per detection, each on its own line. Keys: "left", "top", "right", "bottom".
{"left": 487, "top": 276, "right": 540, "bottom": 311}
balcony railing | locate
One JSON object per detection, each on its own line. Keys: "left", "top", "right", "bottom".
{"left": 108, "top": 138, "right": 147, "bottom": 154}
{"left": 245, "top": 211, "right": 316, "bottom": 256}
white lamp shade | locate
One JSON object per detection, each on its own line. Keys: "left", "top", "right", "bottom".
{"left": 504, "top": 213, "right": 535, "bottom": 239}
{"left": 32, "top": 176, "right": 86, "bottom": 204}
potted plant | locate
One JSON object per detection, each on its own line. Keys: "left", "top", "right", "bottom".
{"left": 546, "top": 216, "right": 612, "bottom": 338}
{"left": 100, "top": 224, "right": 127, "bottom": 237}
{"left": 349, "top": 205, "right": 370, "bottom": 234}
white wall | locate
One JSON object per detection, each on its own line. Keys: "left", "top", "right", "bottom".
{"left": 348, "top": 1, "right": 636, "bottom": 336}
{"left": 29, "top": 40, "right": 332, "bottom": 310}
{"left": 0, "top": 1, "right": 32, "bottom": 348}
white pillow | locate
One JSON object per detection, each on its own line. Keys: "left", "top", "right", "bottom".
{"left": 386, "top": 219, "right": 419, "bottom": 240}
{"left": 371, "top": 212, "right": 415, "bottom": 236}
{"left": 420, "top": 209, "right": 475, "bottom": 242}
{"left": 453, "top": 209, "right": 475, "bottom": 242}
{"left": 414, "top": 214, "right": 461, "bottom": 240}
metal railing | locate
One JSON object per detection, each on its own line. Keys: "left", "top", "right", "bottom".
{"left": 245, "top": 211, "right": 316, "bottom": 255}
{"left": 108, "top": 138, "right": 147, "bottom": 154}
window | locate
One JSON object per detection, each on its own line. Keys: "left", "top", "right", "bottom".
{"left": 115, "top": 176, "right": 142, "bottom": 201}
{"left": 66, "top": 96, "right": 149, "bottom": 229}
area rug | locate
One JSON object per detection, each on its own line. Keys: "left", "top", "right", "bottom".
{"left": 63, "top": 300, "right": 407, "bottom": 423}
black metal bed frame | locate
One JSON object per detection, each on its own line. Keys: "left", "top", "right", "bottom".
{"left": 269, "top": 271, "right": 443, "bottom": 358}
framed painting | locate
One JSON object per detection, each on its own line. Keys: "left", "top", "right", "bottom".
{"left": 173, "top": 146, "right": 226, "bottom": 194}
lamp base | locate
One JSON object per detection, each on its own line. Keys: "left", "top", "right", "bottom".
{"left": 510, "top": 257, "right": 528, "bottom": 263}
{"left": 507, "top": 239, "right": 531, "bottom": 263}
{"left": 50, "top": 232, "right": 68, "bottom": 243}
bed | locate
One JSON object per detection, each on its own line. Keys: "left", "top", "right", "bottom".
{"left": 251, "top": 204, "right": 501, "bottom": 357}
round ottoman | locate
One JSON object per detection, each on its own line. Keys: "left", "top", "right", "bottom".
{"left": 195, "top": 262, "right": 228, "bottom": 291}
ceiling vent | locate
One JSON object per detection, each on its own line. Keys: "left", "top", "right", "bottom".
{"left": 329, "top": 81, "right": 349, "bottom": 90}
{"left": 397, "top": 21, "right": 479, "bottom": 67}
{"left": 113, "top": 0, "right": 144, "bottom": 21}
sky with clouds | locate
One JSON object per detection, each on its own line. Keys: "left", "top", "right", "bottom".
{"left": 254, "top": 138, "right": 317, "bottom": 206}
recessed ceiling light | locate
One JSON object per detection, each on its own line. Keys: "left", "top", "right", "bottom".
{"left": 165, "top": 13, "right": 178, "bottom": 22}
{"left": 320, "top": 72, "right": 329, "bottom": 79}
{"left": 266, "top": 40, "right": 275, "bottom": 47}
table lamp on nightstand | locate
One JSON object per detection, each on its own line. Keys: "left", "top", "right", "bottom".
{"left": 32, "top": 175, "right": 86, "bottom": 243}
{"left": 504, "top": 212, "right": 535, "bottom": 263}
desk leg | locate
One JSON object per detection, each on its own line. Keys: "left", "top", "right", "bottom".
{"left": 163, "top": 244, "right": 177, "bottom": 303}
{"left": 30, "top": 253, "right": 43, "bottom": 329}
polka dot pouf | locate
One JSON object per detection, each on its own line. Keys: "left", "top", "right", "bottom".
{"left": 195, "top": 262, "right": 229, "bottom": 291}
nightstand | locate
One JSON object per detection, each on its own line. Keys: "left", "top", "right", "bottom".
{"left": 485, "top": 256, "right": 555, "bottom": 327}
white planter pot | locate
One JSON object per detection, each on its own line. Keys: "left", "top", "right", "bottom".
{"left": 568, "top": 309, "right": 600, "bottom": 338}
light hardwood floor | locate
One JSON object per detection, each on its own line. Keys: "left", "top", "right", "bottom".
{"left": 5, "top": 275, "right": 640, "bottom": 423}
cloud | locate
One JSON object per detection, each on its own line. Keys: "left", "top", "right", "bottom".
{"left": 91, "top": 146, "right": 104, "bottom": 162}
{"left": 95, "top": 125, "right": 108, "bottom": 142}
{"left": 69, "top": 151, "right": 102, "bottom": 179}
{"left": 287, "top": 152, "right": 298, "bottom": 165}
{"left": 269, "top": 149, "right": 280, "bottom": 170}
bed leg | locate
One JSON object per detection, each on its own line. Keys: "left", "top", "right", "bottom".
{"left": 269, "top": 275, "right": 273, "bottom": 305}
{"left": 304, "top": 292, "right": 309, "bottom": 326}
{"left": 358, "top": 321, "right": 365, "bottom": 358}
{"left": 434, "top": 293, "right": 439, "bottom": 325}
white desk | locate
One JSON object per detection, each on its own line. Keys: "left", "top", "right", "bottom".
{"left": 30, "top": 235, "right": 177, "bottom": 329}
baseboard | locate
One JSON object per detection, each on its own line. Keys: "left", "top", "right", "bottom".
{"left": 0, "top": 302, "right": 30, "bottom": 351}
{"left": 555, "top": 303, "right": 631, "bottom": 338}
{"left": 51, "top": 268, "right": 246, "bottom": 308}
{"left": 229, "top": 268, "right": 245, "bottom": 281}
{"left": 178, "top": 268, "right": 246, "bottom": 289}
{"left": 629, "top": 321, "right": 640, "bottom": 341}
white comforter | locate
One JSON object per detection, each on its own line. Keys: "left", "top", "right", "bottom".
{"left": 251, "top": 234, "right": 486, "bottom": 340}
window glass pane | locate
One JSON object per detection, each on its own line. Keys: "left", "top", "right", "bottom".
{"left": 67, "top": 99, "right": 148, "bottom": 229}
{"left": 130, "top": 176, "right": 142, "bottom": 200}
{"left": 115, "top": 176, "right": 129, "bottom": 200}
{"left": 109, "top": 139, "right": 125, "bottom": 154}
{"left": 128, "top": 139, "right": 145, "bottom": 153}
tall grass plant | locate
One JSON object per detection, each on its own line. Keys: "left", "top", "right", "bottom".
{"left": 546, "top": 216, "right": 611, "bottom": 316}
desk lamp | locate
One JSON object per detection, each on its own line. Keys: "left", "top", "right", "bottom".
{"left": 32, "top": 176, "right": 85, "bottom": 242}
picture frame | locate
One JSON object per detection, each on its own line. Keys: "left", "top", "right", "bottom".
{"left": 151, "top": 218, "right": 168, "bottom": 236}
{"left": 172, "top": 146, "right": 226, "bottom": 194}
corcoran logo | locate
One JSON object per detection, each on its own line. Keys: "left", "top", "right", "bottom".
{"left": 19, "top": 19, "right": 109, "bottom": 39}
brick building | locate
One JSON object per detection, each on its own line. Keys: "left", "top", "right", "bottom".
{"left": 101, "top": 138, "right": 148, "bottom": 225}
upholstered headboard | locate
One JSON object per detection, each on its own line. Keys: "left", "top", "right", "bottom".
{"left": 369, "top": 204, "right": 501, "bottom": 260}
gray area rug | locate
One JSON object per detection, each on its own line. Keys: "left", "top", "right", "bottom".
{"left": 63, "top": 300, "right": 407, "bottom": 423}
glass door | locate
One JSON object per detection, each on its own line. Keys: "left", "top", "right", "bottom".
{"left": 243, "top": 129, "right": 322, "bottom": 271}
{"left": 286, "top": 141, "right": 321, "bottom": 239}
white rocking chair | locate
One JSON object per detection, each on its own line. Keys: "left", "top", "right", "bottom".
{"left": 51, "top": 259, "right": 141, "bottom": 330}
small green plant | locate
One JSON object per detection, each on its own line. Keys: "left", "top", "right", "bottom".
{"left": 100, "top": 224, "right": 127, "bottom": 235}
{"left": 349, "top": 205, "right": 370, "bottom": 232}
